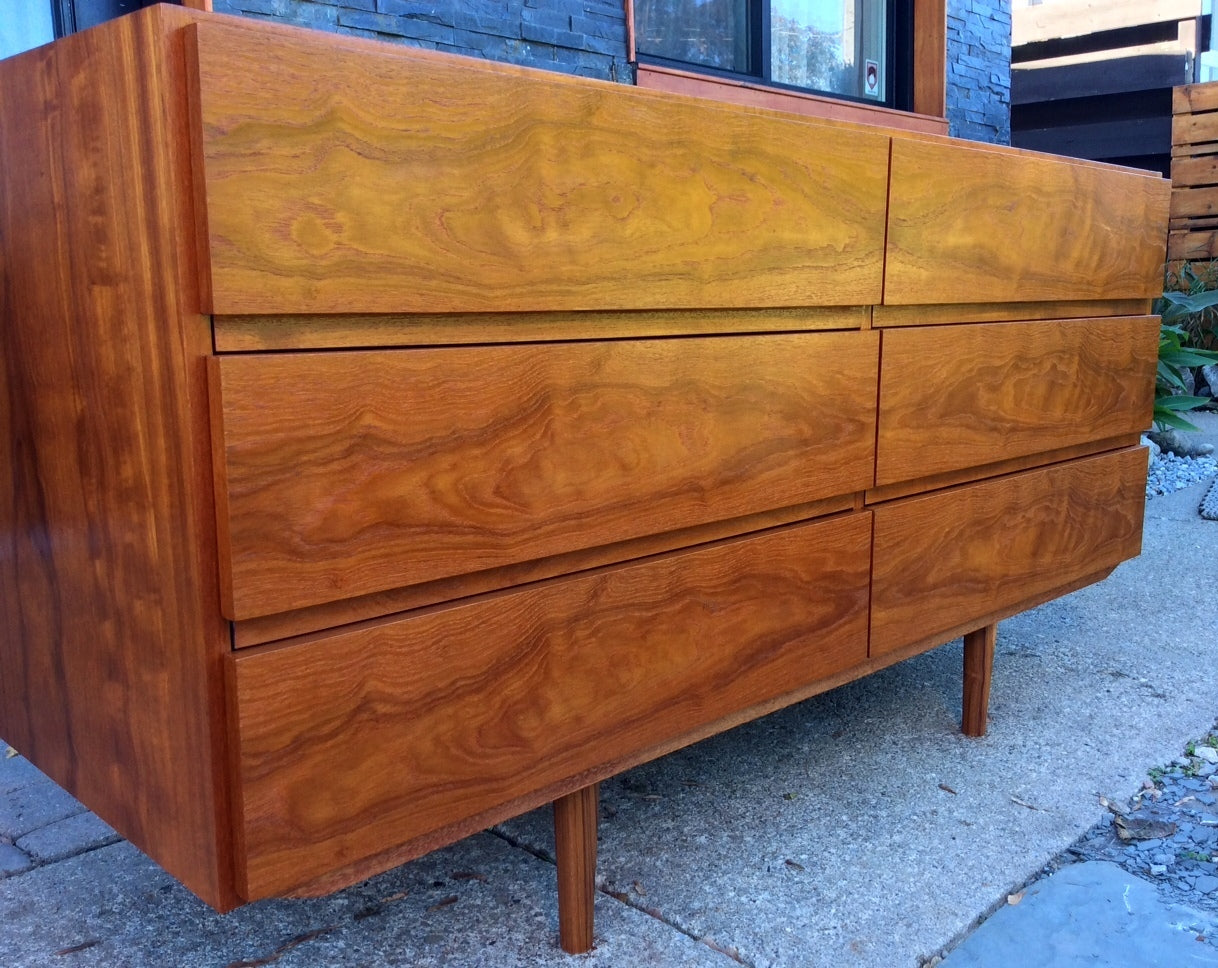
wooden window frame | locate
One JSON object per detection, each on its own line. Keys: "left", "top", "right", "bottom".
{"left": 626, "top": 0, "right": 947, "bottom": 134}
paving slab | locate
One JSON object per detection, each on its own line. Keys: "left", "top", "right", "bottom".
{"left": 0, "top": 834, "right": 729, "bottom": 968}
{"left": 940, "top": 861, "right": 1218, "bottom": 967}
{"left": 0, "top": 777, "right": 85, "bottom": 841}
{"left": 16, "top": 810, "right": 118, "bottom": 864}
{"left": 0, "top": 843, "right": 32, "bottom": 877}
{"left": 0, "top": 751, "right": 46, "bottom": 795}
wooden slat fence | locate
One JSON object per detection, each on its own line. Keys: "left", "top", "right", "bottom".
{"left": 1171, "top": 83, "right": 1218, "bottom": 259}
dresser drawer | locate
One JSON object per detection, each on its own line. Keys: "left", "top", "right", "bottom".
{"left": 187, "top": 20, "right": 890, "bottom": 315}
{"left": 870, "top": 448, "right": 1146, "bottom": 657}
{"left": 209, "top": 332, "right": 878, "bottom": 620}
{"left": 229, "top": 512, "right": 872, "bottom": 898}
{"left": 875, "top": 317, "right": 1158, "bottom": 486}
{"left": 884, "top": 139, "right": 1168, "bottom": 306}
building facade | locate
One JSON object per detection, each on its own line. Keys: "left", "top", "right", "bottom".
{"left": 208, "top": 0, "right": 1012, "bottom": 144}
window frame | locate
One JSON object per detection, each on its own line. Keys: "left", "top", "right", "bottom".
{"left": 634, "top": 0, "right": 904, "bottom": 109}
{"left": 626, "top": 0, "right": 947, "bottom": 133}
{"left": 48, "top": 0, "right": 211, "bottom": 37}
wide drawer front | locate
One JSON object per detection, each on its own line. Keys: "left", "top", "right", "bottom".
{"left": 187, "top": 20, "right": 890, "bottom": 315}
{"left": 209, "top": 332, "right": 878, "bottom": 620}
{"left": 870, "top": 448, "right": 1147, "bottom": 657}
{"left": 229, "top": 513, "right": 872, "bottom": 898}
{"left": 876, "top": 316, "right": 1159, "bottom": 486}
{"left": 884, "top": 139, "right": 1169, "bottom": 305}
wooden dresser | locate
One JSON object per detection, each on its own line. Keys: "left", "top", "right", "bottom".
{"left": 0, "top": 5, "right": 1168, "bottom": 951}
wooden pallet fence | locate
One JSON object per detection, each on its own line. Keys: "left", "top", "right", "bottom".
{"left": 1171, "top": 82, "right": 1218, "bottom": 259}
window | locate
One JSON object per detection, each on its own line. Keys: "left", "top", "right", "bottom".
{"left": 55, "top": 0, "right": 161, "bottom": 34}
{"left": 0, "top": 0, "right": 168, "bottom": 59}
{"left": 635, "top": 0, "right": 910, "bottom": 109}
{"left": 0, "top": 2, "right": 55, "bottom": 59}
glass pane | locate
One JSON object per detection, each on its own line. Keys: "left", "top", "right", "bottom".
{"left": 636, "top": 0, "right": 751, "bottom": 74}
{"left": 771, "top": 0, "right": 887, "bottom": 99}
{"left": 75, "top": 1, "right": 153, "bottom": 33}
{"left": 0, "top": 0, "right": 54, "bottom": 60}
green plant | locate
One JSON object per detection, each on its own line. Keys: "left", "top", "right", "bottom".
{"left": 1164, "top": 261, "right": 1218, "bottom": 349}
{"left": 1152, "top": 290, "right": 1218, "bottom": 432}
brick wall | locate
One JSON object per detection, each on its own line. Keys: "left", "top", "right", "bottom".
{"left": 946, "top": 0, "right": 1012, "bottom": 144}
{"left": 211, "top": 0, "right": 632, "bottom": 84}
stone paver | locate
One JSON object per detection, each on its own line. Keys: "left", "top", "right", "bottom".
{"left": 0, "top": 843, "right": 33, "bottom": 877}
{"left": 16, "top": 811, "right": 118, "bottom": 864}
{"left": 0, "top": 836, "right": 728, "bottom": 968}
{"left": 940, "top": 861, "right": 1218, "bottom": 968}
{"left": 0, "top": 751, "right": 45, "bottom": 796}
{"left": 0, "top": 781, "right": 85, "bottom": 841}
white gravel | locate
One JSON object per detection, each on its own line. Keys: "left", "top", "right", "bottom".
{"left": 1146, "top": 451, "right": 1218, "bottom": 499}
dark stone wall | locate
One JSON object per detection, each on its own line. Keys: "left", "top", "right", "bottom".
{"left": 212, "top": 0, "right": 1012, "bottom": 143}
{"left": 211, "top": 0, "right": 632, "bottom": 83}
{"left": 946, "top": 0, "right": 1012, "bottom": 144}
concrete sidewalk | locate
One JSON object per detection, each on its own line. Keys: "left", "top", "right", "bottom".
{"left": 3, "top": 428, "right": 1217, "bottom": 967}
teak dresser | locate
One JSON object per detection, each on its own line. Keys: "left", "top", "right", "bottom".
{"left": 0, "top": 5, "right": 1169, "bottom": 952}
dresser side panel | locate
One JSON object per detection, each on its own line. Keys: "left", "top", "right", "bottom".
{"left": 0, "top": 7, "right": 235, "bottom": 909}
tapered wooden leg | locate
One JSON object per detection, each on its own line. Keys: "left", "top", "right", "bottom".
{"left": 554, "top": 783, "right": 598, "bottom": 954}
{"left": 962, "top": 624, "right": 997, "bottom": 737}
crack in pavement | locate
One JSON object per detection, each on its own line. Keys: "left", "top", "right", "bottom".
{"left": 489, "top": 826, "right": 756, "bottom": 966}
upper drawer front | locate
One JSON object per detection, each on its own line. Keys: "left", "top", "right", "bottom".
{"left": 230, "top": 514, "right": 871, "bottom": 899}
{"left": 871, "top": 448, "right": 1147, "bottom": 657}
{"left": 876, "top": 316, "right": 1159, "bottom": 486}
{"left": 210, "top": 332, "right": 879, "bottom": 620}
{"left": 186, "top": 21, "right": 890, "bottom": 315}
{"left": 884, "top": 139, "right": 1169, "bottom": 305}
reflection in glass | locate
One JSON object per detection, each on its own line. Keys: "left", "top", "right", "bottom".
{"left": 636, "top": 0, "right": 751, "bottom": 74}
{"left": 0, "top": 1, "right": 55, "bottom": 60}
{"left": 771, "top": 0, "right": 887, "bottom": 99}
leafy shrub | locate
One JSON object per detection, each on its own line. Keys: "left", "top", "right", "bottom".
{"left": 1164, "top": 260, "right": 1218, "bottom": 350}
{"left": 1153, "top": 289, "right": 1218, "bottom": 432}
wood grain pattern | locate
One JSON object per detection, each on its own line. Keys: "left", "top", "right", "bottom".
{"left": 555, "top": 785, "right": 598, "bottom": 955}
{"left": 0, "top": 7, "right": 235, "bottom": 909}
{"left": 1174, "top": 82, "right": 1218, "bottom": 116}
{"left": 186, "top": 20, "right": 890, "bottom": 315}
{"left": 1173, "top": 110, "right": 1218, "bottom": 148}
{"left": 876, "top": 317, "right": 1159, "bottom": 486}
{"left": 634, "top": 64, "right": 948, "bottom": 134}
{"left": 1171, "top": 185, "right": 1218, "bottom": 218}
{"left": 870, "top": 449, "right": 1147, "bottom": 657}
{"left": 1170, "top": 92, "right": 1218, "bottom": 259}
{"left": 210, "top": 332, "right": 878, "bottom": 620}
{"left": 865, "top": 434, "right": 1141, "bottom": 505}
{"left": 961, "top": 624, "right": 996, "bottom": 738}
{"left": 1171, "top": 153, "right": 1218, "bottom": 187}
{"left": 884, "top": 139, "right": 1170, "bottom": 305}
{"left": 212, "top": 306, "right": 868, "bottom": 353}
{"left": 231, "top": 494, "right": 857, "bottom": 647}
{"left": 913, "top": 0, "right": 948, "bottom": 118}
{"left": 1170, "top": 228, "right": 1218, "bottom": 260}
{"left": 276, "top": 577, "right": 1032, "bottom": 901}
{"left": 871, "top": 299, "right": 1152, "bottom": 328}
{"left": 1172, "top": 140, "right": 1218, "bottom": 159}
{"left": 230, "top": 514, "right": 872, "bottom": 898}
